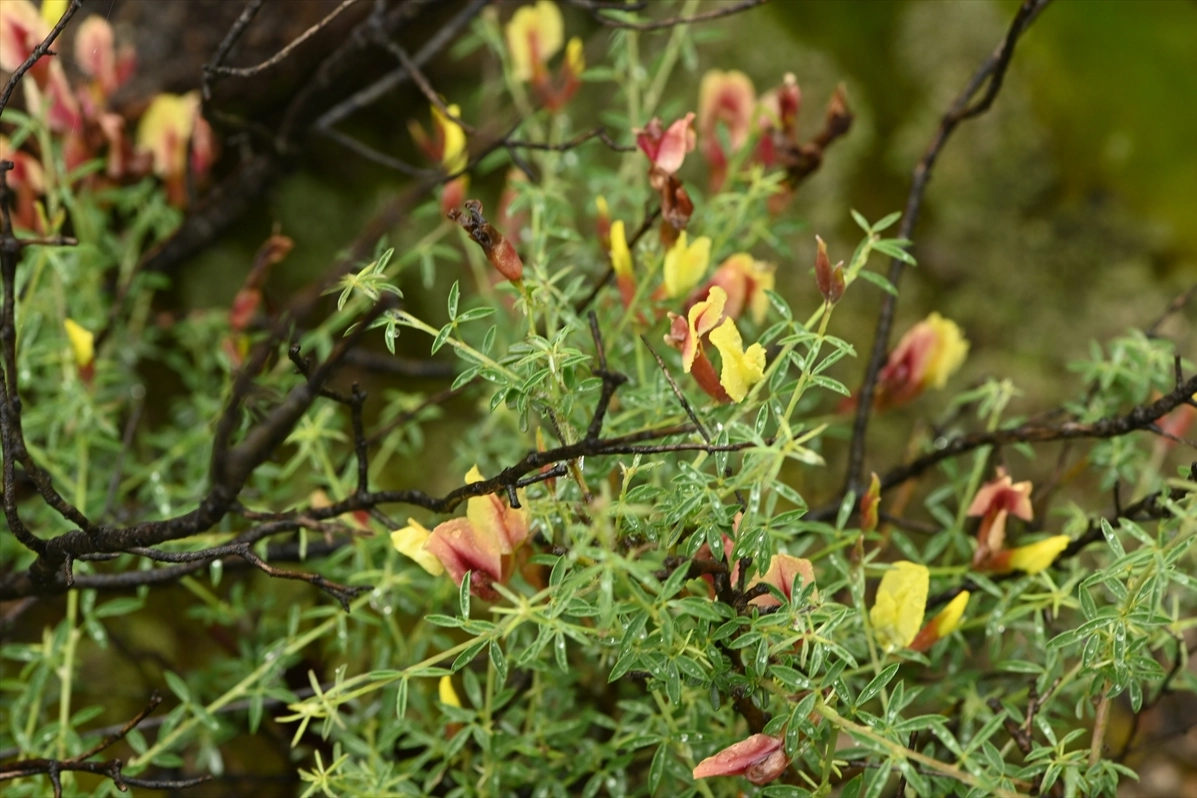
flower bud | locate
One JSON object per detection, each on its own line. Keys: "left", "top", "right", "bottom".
{"left": 813, "top": 235, "right": 844, "bottom": 305}
{"left": 448, "top": 199, "right": 524, "bottom": 284}
{"left": 860, "top": 471, "right": 880, "bottom": 533}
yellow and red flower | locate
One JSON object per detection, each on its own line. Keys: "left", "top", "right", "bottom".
{"left": 698, "top": 69, "right": 755, "bottom": 192}
{"left": 409, "top": 102, "right": 469, "bottom": 217}
{"left": 664, "top": 285, "right": 730, "bottom": 403}
{"left": 609, "top": 219, "right": 635, "bottom": 308}
{"left": 635, "top": 113, "right": 696, "bottom": 176}
{"left": 391, "top": 466, "right": 530, "bottom": 599}
{"left": 968, "top": 468, "right": 1033, "bottom": 569}
{"left": 875, "top": 312, "right": 968, "bottom": 409}
{"left": 63, "top": 318, "right": 95, "bottom": 384}
{"left": 135, "top": 91, "right": 214, "bottom": 207}
{"left": 745, "top": 553, "right": 816, "bottom": 609}
{"left": 664, "top": 286, "right": 766, "bottom": 404}
{"left": 688, "top": 252, "right": 775, "bottom": 324}
{"left": 504, "top": 1, "right": 584, "bottom": 109}
{"left": 909, "top": 590, "right": 969, "bottom": 652}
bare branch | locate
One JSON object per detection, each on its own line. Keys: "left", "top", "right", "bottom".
{"left": 844, "top": 0, "right": 1054, "bottom": 496}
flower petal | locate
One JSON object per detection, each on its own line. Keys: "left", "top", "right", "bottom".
{"left": 63, "top": 318, "right": 94, "bottom": 368}
{"left": 505, "top": 0, "right": 564, "bottom": 82}
{"left": 693, "top": 734, "right": 783, "bottom": 780}
{"left": 663, "top": 231, "right": 711, "bottom": 299}
{"left": 425, "top": 518, "right": 503, "bottom": 586}
{"left": 391, "top": 520, "right": 445, "bottom": 576}
{"left": 1005, "top": 535, "right": 1070, "bottom": 575}
{"left": 708, "top": 318, "right": 765, "bottom": 403}
{"left": 869, "top": 561, "right": 929, "bottom": 652}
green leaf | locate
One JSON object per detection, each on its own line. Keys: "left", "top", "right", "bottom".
{"left": 1100, "top": 518, "right": 1125, "bottom": 558}
{"left": 850, "top": 209, "right": 871, "bottom": 233}
{"left": 857, "top": 663, "right": 900, "bottom": 707}
{"left": 855, "top": 269, "right": 898, "bottom": 296}
{"left": 431, "top": 323, "right": 453, "bottom": 355}
{"left": 164, "top": 671, "right": 190, "bottom": 703}
{"left": 873, "top": 211, "right": 902, "bottom": 232}
{"left": 459, "top": 572, "right": 471, "bottom": 618}
{"left": 452, "top": 638, "right": 488, "bottom": 672}
{"left": 873, "top": 239, "right": 917, "bottom": 265}
{"left": 395, "top": 678, "right": 409, "bottom": 720}
{"left": 489, "top": 641, "right": 508, "bottom": 686}
{"left": 447, "top": 281, "right": 460, "bottom": 319}
{"left": 649, "top": 742, "right": 667, "bottom": 796}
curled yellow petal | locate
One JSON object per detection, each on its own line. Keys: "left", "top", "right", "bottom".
{"left": 565, "top": 36, "right": 584, "bottom": 76}
{"left": 435, "top": 103, "right": 468, "bottom": 173}
{"left": 869, "top": 561, "right": 929, "bottom": 653}
{"left": 934, "top": 590, "right": 969, "bottom": 638}
{"left": 708, "top": 317, "right": 765, "bottom": 403}
{"left": 681, "top": 285, "right": 728, "bottom": 373}
{"left": 505, "top": 0, "right": 564, "bottom": 82}
{"left": 1007, "top": 535, "right": 1070, "bottom": 575}
{"left": 663, "top": 232, "right": 711, "bottom": 299}
{"left": 63, "top": 318, "right": 94, "bottom": 368}
{"left": 391, "top": 519, "right": 445, "bottom": 576}
{"left": 610, "top": 220, "right": 632, "bottom": 280}
{"left": 439, "top": 675, "right": 462, "bottom": 708}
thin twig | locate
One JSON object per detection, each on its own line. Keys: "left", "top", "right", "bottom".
{"left": 844, "top": 0, "right": 1054, "bottom": 496}
{"left": 577, "top": 0, "right": 768, "bottom": 31}
{"left": 0, "top": 0, "right": 83, "bottom": 117}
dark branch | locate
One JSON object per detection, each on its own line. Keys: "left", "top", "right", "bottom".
{"left": 844, "top": 0, "right": 1054, "bottom": 496}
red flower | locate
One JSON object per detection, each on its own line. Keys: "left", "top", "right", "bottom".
{"left": 693, "top": 734, "right": 788, "bottom": 785}
{"left": 635, "top": 114, "right": 696, "bottom": 176}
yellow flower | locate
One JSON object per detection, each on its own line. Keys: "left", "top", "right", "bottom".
{"left": 438, "top": 675, "right": 462, "bottom": 708}
{"left": 876, "top": 312, "right": 969, "bottom": 408}
{"left": 869, "top": 561, "right": 929, "bottom": 653}
{"left": 565, "top": 36, "right": 584, "bottom": 76}
{"left": 595, "top": 195, "right": 609, "bottom": 221}
{"left": 708, "top": 317, "right": 766, "bottom": 403}
{"left": 1006, "top": 535, "right": 1070, "bottom": 575}
{"left": 40, "top": 0, "right": 67, "bottom": 25}
{"left": 933, "top": 590, "right": 970, "bottom": 637}
{"left": 136, "top": 92, "right": 200, "bottom": 178}
{"left": 390, "top": 519, "right": 446, "bottom": 576}
{"left": 505, "top": 0, "right": 564, "bottom": 82}
{"left": 662, "top": 231, "right": 711, "bottom": 298}
{"left": 436, "top": 104, "right": 467, "bottom": 173}
{"left": 63, "top": 318, "right": 94, "bottom": 368}
{"left": 922, "top": 312, "right": 969, "bottom": 389}
{"left": 610, "top": 220, "right": 632, "bottom": 281}
{"left": 909, "top": 590, "right": 969, "bottom": 652}
{"left": 670, "top": 285, "right": 727, "bottom": 373}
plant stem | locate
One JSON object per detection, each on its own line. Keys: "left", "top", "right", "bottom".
{"left": 817, "top": 702, "right": 1030, "bottom": 798}
{"left": 1090, "top": 681, "right": 1111, "bottom": 767}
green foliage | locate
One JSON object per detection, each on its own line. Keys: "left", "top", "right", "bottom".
{"left": 3, "top": 3, "right": 1195, "bottom": 798}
